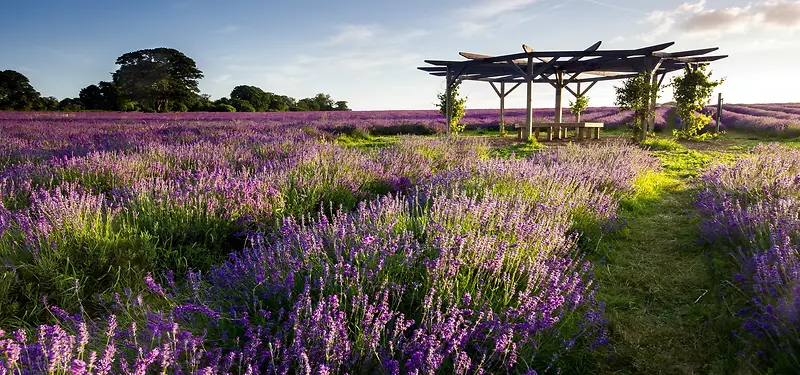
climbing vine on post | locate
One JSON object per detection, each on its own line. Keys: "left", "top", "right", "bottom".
{"left": 614, "top": 72, "right": 659, "bottom": 141}
{"left": 670, "top": 64, "right": 724, "bottom": 140}
{"left": 436, "top": 80, "right": 467, "bottom": 134}
{"left": 569, "top": 94, "right": 589, "bottom": 122}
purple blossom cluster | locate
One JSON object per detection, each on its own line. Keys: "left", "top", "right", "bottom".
{"left": 697, "top": 144, "right": 800, "bottom": 370}
{"left": 702, "top": 104, "right": 800, "bottom": 134}
{"left": 0, "top": 112, "right": 663, "bottom": 373}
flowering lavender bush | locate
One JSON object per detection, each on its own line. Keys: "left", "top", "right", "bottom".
{"left": 0, "top": 112, "right": 666, "bottom": 373}
{"left": 697, "top": 144, "right": 800, "bottom": 371}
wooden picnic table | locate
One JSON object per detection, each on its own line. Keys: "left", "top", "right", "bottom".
{"left": 515, "top": 122, "right": 604, "bottom": 141}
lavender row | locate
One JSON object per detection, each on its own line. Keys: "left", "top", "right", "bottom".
{"left": 1, "top": 139, "right": 660, "bottom": 373}
{"left": 696, "top": 144, "right": 800, "bottom": 371}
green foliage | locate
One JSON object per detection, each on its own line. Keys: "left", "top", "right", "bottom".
{"left": 670, "top": 65, "right": 724, "bottom": 141}
{"left": 0, "top": 70, "right": 41, "bottom": 110}
{"left": 112, "top": 48, "right": 204, "bottom": 113}
{"left": 79, "top": 81, "right": 123, "bottom": 111}
{"left": 214, "top": 103, "right": 237, "bottom": 112}
{"left": 231, "top": 85, "right": 272, "bottom": 112}
{"left": 58, "top": 98, "right": 84, "bottom": 112}
{"left": 269, "top": 94, "right": 294, "bottom": 111}
{"left": 229, "top": 98, "right": 256, "bottom": 112}
{"left": 436, "top": 80, "right": 467, "bottom": 134}
{"left": 34, "top": 96, "right": 60, "bottom": 111}
{"left": 569, "top": 94, "right": 590, "bottom": 121}
{"left": 615, "top": 73, "right": 659, "bottom": 140}
{"left": 335, "top": 100, "right": 350, "bottom": 111}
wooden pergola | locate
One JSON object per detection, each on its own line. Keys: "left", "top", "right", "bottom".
{"left": 418, "top": 41, "right": 727, "bottom": 139}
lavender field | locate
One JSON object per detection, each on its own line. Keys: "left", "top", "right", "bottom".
{"left": 0, "top": 109, "right": 799, "bottom": 374}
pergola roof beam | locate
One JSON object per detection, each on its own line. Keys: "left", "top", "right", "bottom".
{"left": 653, "top": 47, "right": 719, "bottom": 58}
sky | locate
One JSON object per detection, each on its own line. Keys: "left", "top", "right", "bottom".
{"left": 1, "top": 0, "right": 799, "bottom": 110}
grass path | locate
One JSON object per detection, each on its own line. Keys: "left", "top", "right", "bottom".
{"left": 592, "top": 149, "right": 741, "bottom": 374}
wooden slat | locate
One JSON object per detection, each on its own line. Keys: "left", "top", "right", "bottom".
{"left": 653, "top": 47, "right": 719, "bottom": 58}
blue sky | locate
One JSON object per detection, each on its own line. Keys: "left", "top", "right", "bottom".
{"left": 1, "top": 0, "right": 799, "bottom": 110}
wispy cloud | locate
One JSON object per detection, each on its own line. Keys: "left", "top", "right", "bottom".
{"left": 454, "top": 0, "right": 557, "bottom": 37}
{"left": 324, "top": 24, "right": 378, "bottom": 45}
{"left": 460, "top": 0, "right": 540, "bottom": 20}
{"left": 582, "top": 0, "right": 642, "bottom": 14}
{"left": 213, "top": 74, "right": 232, "bottom": 83}
{"left": 213, "top": 25, "right": 241, "bottom": 35}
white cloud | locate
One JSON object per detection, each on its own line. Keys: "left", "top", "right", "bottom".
{"left": 637, "top": 0, "right": 800, "bottom": 41}
{"left": 324, "top": 24, "right": 378, "bottom": 45}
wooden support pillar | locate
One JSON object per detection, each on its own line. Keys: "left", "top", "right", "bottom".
{"left": 575, "top": 82, "right": 582, "bottom": 122}
{"left": 445, "top": 67, "right": 453, "bottom": 137}
{"left": 525, "top": 57, "right": 534, "bottom": 140}
{"left": 554, "top": 71, "right": 564, "bottom": 140}
{"left": 716, "top": 93, "right": 723, "bottom": 133}
{"left": 500, "top": 82, "right": 506, "bottom": 135}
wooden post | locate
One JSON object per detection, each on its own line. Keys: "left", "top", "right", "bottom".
{"left": 648, "top": 73, "right": 659, "bottom": 136}
{"left": 554, "top": 71, "right": 564, "bottom": 140}
{"left": 716, "top": 93, "right": 723, "bottom": 133}
{"left": 446, "top": 67, "right": 453, "bottom": 137}
{"left": 525, "top": 57, "right": 533, "bottom": 140}
{"left": 575, "top": 82, "right": 582, "bottom": 122}
{"left": 500, "top": 82, "right": 506, "bottom": 135}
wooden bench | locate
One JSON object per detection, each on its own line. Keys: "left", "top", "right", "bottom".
{"left": 514, "top": 122, "right": 603, "bottom": 141}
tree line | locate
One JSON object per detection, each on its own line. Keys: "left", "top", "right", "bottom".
{"left": 0, "top": 48, "right": 350, "bottom": 112}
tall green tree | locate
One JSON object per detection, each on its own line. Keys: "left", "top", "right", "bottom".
{"left": 112, "top": 48, "right": 203, "bottom": 113}
{"left": 0, "top": 70, "right": 41, "bottom": 110}
{"left": 230, "top": 85, "right": 272, "bottom": 112}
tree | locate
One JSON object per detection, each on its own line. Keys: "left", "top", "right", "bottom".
{"left": 670, "top": 65, "right": 724, "bottom": 140}
{"left": 294, "top": 98, "right": 318, "bottom": 111}
{"left": 614, "top": 73, "right": 659, "bottom": 140}
{"left": 334, "top": 101, "right": 350, "bottom": 111}
{"left": 112, "top": 48, "right": 203, "bottom": 113}
{"left": 269, "top": 94, "right": 294, "bottom": 112}
{"left": 79, "top": 84, "right": 103, "bottom": 110}
{"left": 58, "top": 98, "right": 83, "bottom": 112}
{"left": 569, "top": 94, "right": 589, "bottom": 122}
{"left": 436, "top": 80, "right": 467, "bottom": 134}
{"left": 80, "top": 81, "right": 124, "bottom": 111}
{"left": 312, "top": 93, "right": 335, "bottom": 111}
{"left": 0, "top": 70, "right": 41, "bottom": 110}
{"left": 35, "top": 96, "right": 59, "bottom": 111}
{"left": 230, "top": 98, "right": 255, "bottom": 112}
{"left": 230, "top": 85, "right": 271, "bottom": 112}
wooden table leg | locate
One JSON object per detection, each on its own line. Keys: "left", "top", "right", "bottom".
{"left": 535, "top": 128, "right": 540, "bottom": 140}
{"left": 547, "top": 127, "right": 553, "bottom": 141}
{"left": 594, "top": 128, "right": 600, "bottom": 139}
{"left": 577, "top": 128, "right": 583, "bottom": 140}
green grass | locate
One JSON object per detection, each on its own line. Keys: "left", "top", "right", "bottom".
{"left": 577, "top": 138, "right": 772, "bottom": 374}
